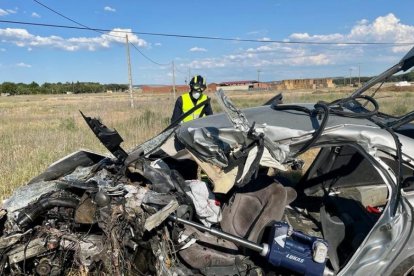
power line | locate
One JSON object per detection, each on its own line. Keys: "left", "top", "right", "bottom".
{"left": 129, "top": 42, "right": 170, "bottom": 66}
{"left": 33, "top": 0, "right": 99, "bottom": 34}
{"left": 32, "top": 0, "right": 169, "bottom": 66}
{"left": 1, "top": 19, "right": 413, "bottom": 46}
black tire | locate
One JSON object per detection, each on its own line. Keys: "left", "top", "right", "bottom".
{"left": 391, "top": 255, "right": 414, "bottom": 276}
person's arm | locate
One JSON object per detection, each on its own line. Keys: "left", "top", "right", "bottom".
{"left": 204, "top": 99, "right": 213, "bottom": 115}
{"left": 171, "top": 96, "right": 183, "bottom": 123}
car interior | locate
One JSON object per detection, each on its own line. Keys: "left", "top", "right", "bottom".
{"left": 282, "top": 145, "right": 391, "bottom": 272}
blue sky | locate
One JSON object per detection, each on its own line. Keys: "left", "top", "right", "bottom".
{"left": 0, "top": 0, "right": 413, "bottom": 85}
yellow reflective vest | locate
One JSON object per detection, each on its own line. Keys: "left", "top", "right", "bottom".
{"left": 181, "top": 92, "right": 208, "bottom": 122}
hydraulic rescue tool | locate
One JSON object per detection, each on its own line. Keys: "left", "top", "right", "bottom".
{"left": 169, "top": 215, "right": 331, "bottom": 276}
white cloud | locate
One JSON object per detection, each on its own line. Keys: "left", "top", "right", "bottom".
{"left": 0, "top": 9, "right": 9, "bottom": 16}
{"left": 260, "top": 37, "right": 272, "bottom": 41}
{"left": 103, "top": 28, "right": 147, "bottom": 46}
{"left": 0, "top": 8, "right": 17, "bottom": 16}
{"left": 104, "top": 6, "right": 116, "bottom": 12}
{"left": 184, "top": 58, "right": 226, "bottom": 69}
{"left": 357, "top": 19, "right": 369, "bottom": 25}
{"left": 289, "top": 13, "right": 414, "bottom": 53}
{"left": 182, "top": 48, "right": 333, "bottom": 70}
{"left": 246, "top": 44, "right": 279, "bottom": 53}
{"left": 190, "top": 47, "right": 207, "bottom": 52}
{"left": 16, "top": 62, "right": 31, "bottom": 68}
{"left": 350, "top": 13, "right": 414, "bottom": 53}
{"left": 289, "top": 32, "right": 344, "bottom": 42}
{"left": 182, "top": 13, "right": 414, "bottom": 73}
{"left": 154, "top": 42, "right": 162, "bottom": 46}
{"left": 0, "top": 27, "right": 147, "bottom": 51}
{"left": 289, "top": 54, "right": 331, "bottom": 66}
{"left": 31, "top": 12, "right": 41, "bottom": 18}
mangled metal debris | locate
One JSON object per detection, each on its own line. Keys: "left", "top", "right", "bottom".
{"left": 144, "top": 199, "right": 179, "bottom": 231}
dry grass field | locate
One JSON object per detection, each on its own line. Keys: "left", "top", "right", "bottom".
{"left": 1, "top": 88, "right": 414, "bottom": 201}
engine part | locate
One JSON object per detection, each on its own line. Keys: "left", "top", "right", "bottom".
{"left": 47, "top": 237, "right": 59, "bottom": 250}
{"left": 36, "top": 258, "right": 51, "bottom": 275}
{"left": 0, "top": 230, "right": 31, "bottom": 249}
{"left": 7, "top": 238, "right": 48, "bottom": 264}
{"left": 75, "top": 194, "right": 97, "bottom": 224}
{"left": 16, "top": 197, "right": 79, "bottom": 227}
{"left": 60, "top": 234, "right": 104, "bottom": 267}
{"left": 94, "top": 190, "right": 111, "bottom": 207}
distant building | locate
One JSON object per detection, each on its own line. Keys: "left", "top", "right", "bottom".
{"left": 138, "top": 78, "right": 335, "bottom": 94}
{"left": 272, "top": 78, "right": 335, "bottom": 90}
{"left": 217, "top": 80, "right": 258, "bottom": 91}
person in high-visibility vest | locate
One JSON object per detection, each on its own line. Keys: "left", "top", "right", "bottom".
{"left": 171, "top": 75, "right": 213, "bottom": 123}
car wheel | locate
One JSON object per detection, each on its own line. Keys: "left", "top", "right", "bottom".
{"left": 391, "top": 256, "right": 414, "bottom": 276}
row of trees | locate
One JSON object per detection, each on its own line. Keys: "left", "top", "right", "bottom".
{"left": 3, "top": 70, "right": 413, "bottom": 95}
{"left": 0, "top": 81, "right": 129, "bottom": 95}
{"left": 333, "top": 70, "right": 414, "bottom": 86}
{"left": 390, "top": 70, "right": 414, "bottom": 82}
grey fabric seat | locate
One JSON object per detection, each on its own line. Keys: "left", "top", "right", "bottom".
{"left": 221, "top": 180, "right": 297, "bottom": 243}
{"left": 177, "top": 178, "right": 296, "bottom": 270}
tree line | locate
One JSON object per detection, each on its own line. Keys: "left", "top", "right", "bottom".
{"left": 0, "top": 81, "right": 128, "bottom": 95}
{"left": 333, "top": 70, "right": 414, "bottom": 86}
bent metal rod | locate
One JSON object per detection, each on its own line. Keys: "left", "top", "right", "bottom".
{"left": 168, "top": 214, "right": 269, "bottom": 256}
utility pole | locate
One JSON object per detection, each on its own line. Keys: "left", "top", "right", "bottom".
{"left": 172, "top": 61, "right": 176, "bottom": 101}
{"left": 125, "top": 34, "right": 134, "bottom": 108}
{"left": 188, "top": 68, "right": 192, "bottom": 84}
{"left": 257, "top": 69, "right": 261, "bottom": 88}
{"left": 349, "top": 68, "right": 353, "bottom": 86}
{"left": 358, "top": 63, "right": 361, "bottom": 87}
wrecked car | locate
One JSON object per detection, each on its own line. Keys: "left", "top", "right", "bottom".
{"left": 1, "top": 46, "right": 414, "bottom": 276}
